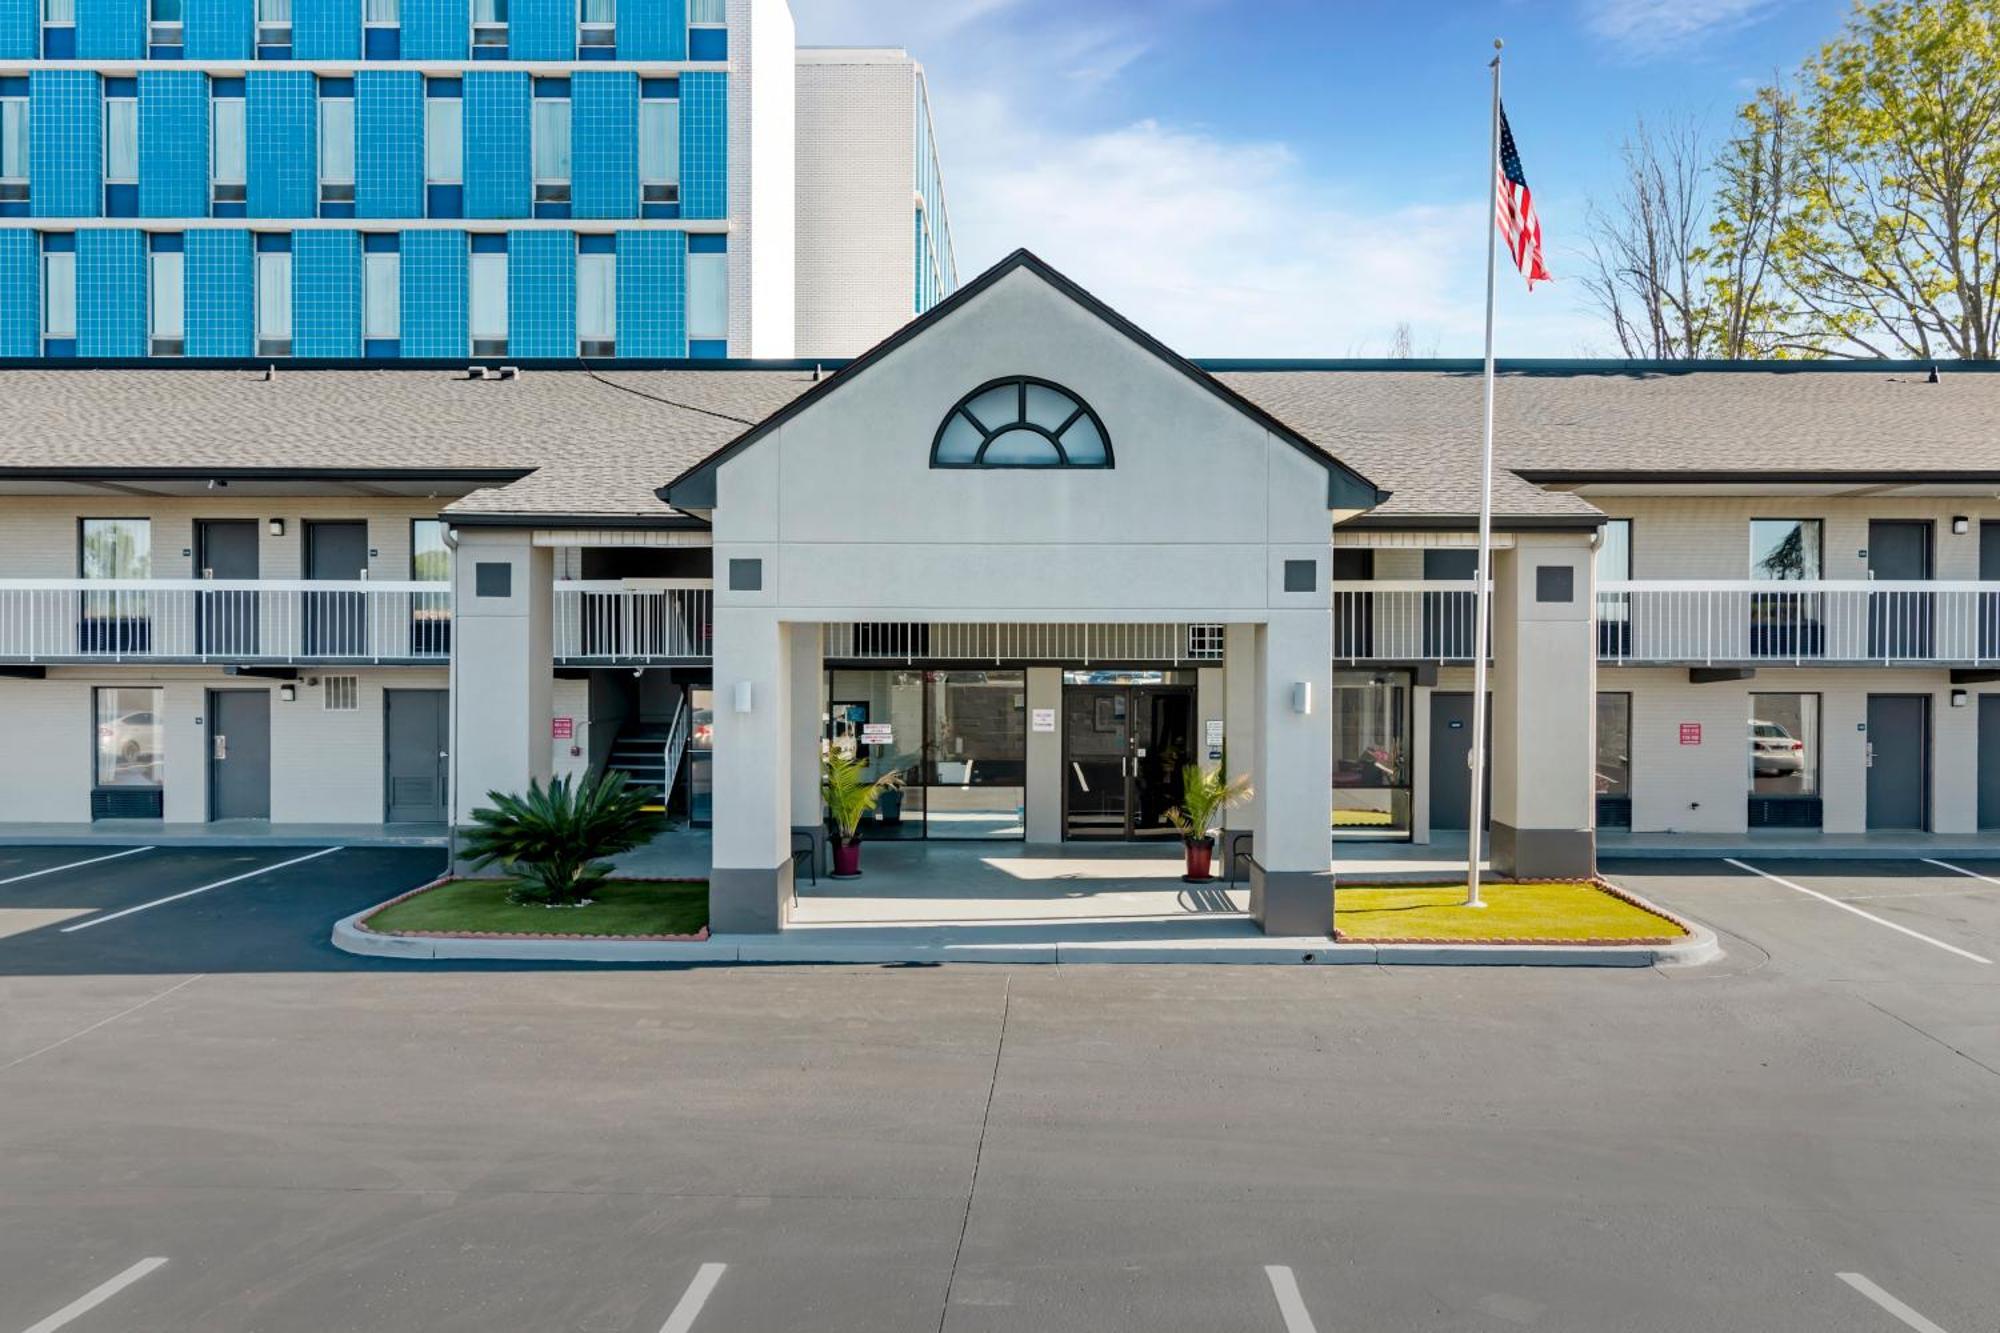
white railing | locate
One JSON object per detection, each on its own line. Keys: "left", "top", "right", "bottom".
{"left": 1332, "top": 580, "right": 1489, "bottom": 662}
{"left": 820, "top": 622, "right": 1227, "bottom": 664}
{"left": 1598, "top": 580, "right": 2000, "bottom": 665}
{"left": 660, "top": 695, "right": 691, "bottom": 803}
{"left": 0, "top": 579, "right": 450, "bottom": 663}
{"left": 554, "top": 580, "right": 714, "bottom": 662}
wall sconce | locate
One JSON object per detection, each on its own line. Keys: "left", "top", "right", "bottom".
{"left": 279, "top": 683, "right": 297, "bottom": 702}
{"left": 1952, "top": 516, "right": 1970, "bottom": 535}
{"left": 1291, "top": 681, "right": 1313, "bottom": 715}
{"left": 268, "top": 518, "right": 286, "bottom": 537}
{"left": 733, "top": 681, "right": 754, "bottom": 714}
{"left": 1952, "top": 689, "right": 1969, "bottom": 708}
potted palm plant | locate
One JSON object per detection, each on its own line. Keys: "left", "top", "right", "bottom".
{"left": 822, "top": 750, "right": 906, "bottom": 879}
{"left": 1162, "top": 763, "right": 1254, "bottom": 883}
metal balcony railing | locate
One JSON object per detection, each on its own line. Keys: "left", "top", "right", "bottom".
{"left": 0, "top": 579, "right": 450, "bottom": 664}
{"left": 1332, "top": 579, "right": 1490, "bottom": 663}
{"left": 553, "top": 581, "right": 714, "bottom": 663}
{"left": 1597, "top": 580, "right": 2000, "bottom": 665}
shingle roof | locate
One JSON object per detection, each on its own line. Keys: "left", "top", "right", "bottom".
{"left": 0, "top": 362, "right": 1994, "bottom": 526}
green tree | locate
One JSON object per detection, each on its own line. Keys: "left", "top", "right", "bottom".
{"left": 1752, "top": 0, "right": 2000, "bottom": 358}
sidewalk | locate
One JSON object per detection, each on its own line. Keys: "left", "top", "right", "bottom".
{"left": 0, "top": 820, "right": 449, "bottom": 848}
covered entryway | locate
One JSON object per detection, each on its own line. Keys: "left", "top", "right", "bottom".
{"left": 1062, "top": 676, "right": 1195, "bottom": 841}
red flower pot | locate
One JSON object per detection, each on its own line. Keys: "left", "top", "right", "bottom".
{"left": 1183, "top": 837, "right": 1215, "bottom": 883}
{"left": 831, "top": 838, "right": 863, "bottom": 879}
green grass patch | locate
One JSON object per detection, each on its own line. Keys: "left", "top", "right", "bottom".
{"left": 1335, "top": 880, "right": 1683, "bottom": 944}
{"left": 365, "top": 878, "right": 708, "bottom": 938}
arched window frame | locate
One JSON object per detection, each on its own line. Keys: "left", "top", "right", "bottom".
{"left": 929, "top": 375, "right": 1115, "bottom": 469}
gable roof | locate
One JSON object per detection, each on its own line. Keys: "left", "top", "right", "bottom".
{"left": 659, "top": 249, "right": 1388, "bottom": 514}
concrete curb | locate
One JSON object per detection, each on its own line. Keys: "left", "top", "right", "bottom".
{"left": 334, "top": 903, "right": 1723, "bottom": 968}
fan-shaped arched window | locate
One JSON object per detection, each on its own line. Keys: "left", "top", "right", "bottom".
{"left": 930, "top": 377, "right": 1113, "bottom": 469}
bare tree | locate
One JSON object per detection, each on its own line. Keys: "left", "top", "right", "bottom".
{"left": 1705, "top": 83, "right": 1809, "bottom": 357}
{"left": 1384, "top": 321, "right": 1439, "bottom": 358}
{"left": 1578, "top": 116, "right": 1718, "bottom": 358}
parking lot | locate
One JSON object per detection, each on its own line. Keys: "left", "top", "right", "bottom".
{"left": 1, "top": 845, "right": 1997, "bottom": 1331}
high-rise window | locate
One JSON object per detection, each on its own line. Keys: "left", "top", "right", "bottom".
{"left": 472, "top": 0, "right": 505, "bottom": 45}
{"left": 424, "top": 96, "right": 461, "bottom": 183}
{"left": 256, "top": 249, "right": 292, "bottom": 357}
{"left": 41, "top": 248, "right": 75, "bottom": 341}
{"left": 43, "top": 0, "right": 74, "bottom": 23}
{"left": 149, "top": 0, "right": 182, "bottom": 44}
{"left": 319, "top": 91, "right": 355, "bottom": 204}
{"left": 104, "top": 96, "right": 138, "bottom": 184}
{"left": 256, "top": 0, "right": 290, "bottom": 45}
{"left": 577, "top": 250, "right": 614, "bottom": 356}
{"left": 638, "top": 96, "right": 678, "bottom": 204}
{"left": 364, "top": 0, "right": 396, "bottom": 23}
{"left": 363, "top": 250, "right": 399, "bottom": 340}
{"left": 470, "top": 250, "right": 507, "bottom": 355}
{"left": 687, "top": 248, "right": 726, "bottom": 342}
{"left": 148, "top": 248, "right": 183, "bottom": 355}
{"left": 0, "top": 97, "right": 26, "bottom": 202}
{"left": 211, "top": 96, "right": 246, "bottom": 204}
{"left": 532, "top": 96, "right": 570, "bottom": 204}
{"left": 686, "top": 0, "right": 722, "bottom": 21}
{"left": 578, "top": 0, "right": 612, "bottom": 44}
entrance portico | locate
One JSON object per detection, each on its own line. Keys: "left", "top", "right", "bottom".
{"left": 666, "top": 251, "right": 1378, "bottom": 935}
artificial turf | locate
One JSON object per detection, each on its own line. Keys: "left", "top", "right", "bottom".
{"left": 1334, "top": 880, "right": 1684, "bottom": 943}
{"left": 365, "top": 878, "right": 709, "bottom": 937}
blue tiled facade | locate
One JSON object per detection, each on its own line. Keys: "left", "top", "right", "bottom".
{"left": 0, "top": 0, "right": 761, "bottom": 359}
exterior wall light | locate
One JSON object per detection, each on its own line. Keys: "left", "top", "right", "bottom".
{"left": 269, "top": 518, "right": 286, "bottom": 537}
{"left": 1291, "top": 682, "right": 1313, "bottom": 715}
{"left": 1952, "top": 516, "right": 1970, "bottom": 535}
{"left": 733, "top": 681, "right": 753, "bottom": 714}
{"left": 1951, "top": 689, "right": 1969, "bottom": 708}
{"left": 279, "top": 684, "right": 297, "bottom": 702}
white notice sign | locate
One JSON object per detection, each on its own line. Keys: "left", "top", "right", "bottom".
{"left": 1031, "top": 708, "right": 1057, "bottom": 733}
{"left": 860, "top": 723, "right": 894, "bottom": 746}
{"left": 1205, "top": 720, "right": 1225, "bottom": 747}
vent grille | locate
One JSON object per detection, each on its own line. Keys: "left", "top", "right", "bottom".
{"left": 324, "top": 675, "right": 360, "bottom": 712}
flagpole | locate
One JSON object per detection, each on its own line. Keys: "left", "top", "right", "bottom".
{"left": 1466, "top": 39, "right": 1503, "bottom": 909}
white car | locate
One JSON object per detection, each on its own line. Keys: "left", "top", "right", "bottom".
{"left": 1750, "top": 719, "right": 1805, "bottom": 776}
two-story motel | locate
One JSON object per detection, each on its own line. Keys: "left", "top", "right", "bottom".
{"left": 2, "top": 251, "right": 1998, "bottom": 934}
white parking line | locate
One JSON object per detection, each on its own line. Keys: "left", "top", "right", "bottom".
{"left": 1923, "top": 858, "right": 2000, "bottom": 888}
{"left": 658, "top": 1263, "right": 726, "bottom": 1333}
{"left": 1723, "top": 859, "right": 1994, "bottom": 966}
{"left": 1264, "top": 1266, "right": 1320, "bottom": 1333}
{"left": 1837, "top": 1272, "right": 1953, "bottom": 1333}
{"left": 0, "top": 975, "right": 204, "bottom": 1073}
{"left": 20, "top": 1257, "right": 168, "bottom": 1333}
{"left": 0, "top": 846, "right": 155, "bottom": 886}
{"left": 59, "top": 847, "right": 343, "bottom": 933}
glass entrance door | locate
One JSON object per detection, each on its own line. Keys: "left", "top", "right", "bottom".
{"left": 1063, "top": 683, "right": 1194, "bottom": 840}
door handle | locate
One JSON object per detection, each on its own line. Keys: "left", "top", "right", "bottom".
{"left": 213, "top": 733, "right": 227, "bottom": 761}
{"left": 1864, "top": 744, "right": 1875, "bottom": 768}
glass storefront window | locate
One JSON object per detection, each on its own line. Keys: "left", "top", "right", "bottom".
{"left": 95, "top": 687, "right": 163, "bottom": 787}
{"left": 688, "top": 687, "right": 713, "bottom": 825}
{"left": 1331, "top": 670, "right": 1411, "bottom": 839}
{"left": 1750, "top": 693, "right": 1819, "bottom": 797}
{"left": 826, "top": 669, "right": 1026, "bottom": 840}
{"left": 1596, "top": 693, "right": 1631, "bottom": 797}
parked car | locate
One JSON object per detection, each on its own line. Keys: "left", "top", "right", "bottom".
{"left": 1750, "top": 719, "right": 1805, "bottom": 776}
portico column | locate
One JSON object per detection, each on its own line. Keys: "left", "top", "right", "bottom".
{"left": 1489, "top": 533, "right": 1596, "bottom": 878}
{"left": 449, "top": 527, "right": 552, "bottom": 834}
{"left": 1248, "top": 611, "right": 1334, "bottom": 937}
{"left": 1220, "top": 622, "right": 1262, "bottom": 879}
{"left": 710, "top": 607, "right": 794, "bottom": 932}
{"left": 787, "top": 621, "right": 827, "bottom": 875}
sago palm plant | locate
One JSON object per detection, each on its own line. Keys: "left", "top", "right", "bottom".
{"left": 461, "top": 771, "right": 664, "bottom": 906}
{"left": 822, "top": 749, "right": 905, "bottom": 844}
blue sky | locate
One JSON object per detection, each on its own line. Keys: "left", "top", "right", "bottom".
{"left": 793, "top": 0, "right": 1854, "bottom": 357}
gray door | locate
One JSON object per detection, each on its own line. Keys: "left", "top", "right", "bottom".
{"left": 1428, "top": 692, "right": 1490, "bottom": 831}
{"left": 385, "top": 689, "right": 449, "bottom": 824}
{"left": 306, "top": 521, "right": 368, "bottom": 656}
{"left": 1980, "top": 696, "right": 2000, "bottom": 830}
{"left": 208, "top": 689, "right": 271, "bottom": 821}
{"left": 1868, "top": 520, "right": 1933, "bottom": 657}
{"left": 1865, "top": 694, "right": 1928, "bottom": 831}
{"left": 195, "top": 519, "right": 259, "bottom": 657}
{"left": 1981, "top": 522, "right": 2000, "bottom": 657}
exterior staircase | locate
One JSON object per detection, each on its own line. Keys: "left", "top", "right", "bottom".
{"left": 605, "top": 701, "right": 690, "bottom": 814}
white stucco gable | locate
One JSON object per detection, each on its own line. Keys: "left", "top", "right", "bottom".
{"left": 665, "top": 251, "right": 1382, "bottom": 623}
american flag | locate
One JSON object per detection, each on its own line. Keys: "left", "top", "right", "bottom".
{"left": 1496, "top": 104, "right": 1550, "bottom": 288}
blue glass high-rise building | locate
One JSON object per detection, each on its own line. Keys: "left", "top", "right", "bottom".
{"left": 0, "top": 0, "right": 945, "bottom": 360}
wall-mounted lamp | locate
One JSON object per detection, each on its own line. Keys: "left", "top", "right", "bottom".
{"left": 1291, "top": 681, "right": 1313, "bottom": 716}
{"left": 1952, "top": 689, "right": 1969, "bottom": 708}
{"left": 279, "top": 683, "right": 297, "bottom": 702}
{"left": 269, "top": 518, "right": 286, "bottom": 537}
{"left": 1952, "top": 516, "right": 1971, "bottom": 535}
{"left": 733, "top": 681, "right": 754, "bottom": 715}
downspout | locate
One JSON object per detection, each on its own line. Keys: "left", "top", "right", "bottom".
{"left": 442, "top": 522, "right": 461, "bottom": 873}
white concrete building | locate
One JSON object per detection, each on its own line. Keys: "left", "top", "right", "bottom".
{"left": 3, "top": 253, "right": 1999, "bottom": 937}
{"left": 793, "top": 47, "right": 957, "bottom": 360}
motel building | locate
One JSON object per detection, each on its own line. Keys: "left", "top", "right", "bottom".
{"left": 2, "top": 251, "right": 1999, "bottom": 934}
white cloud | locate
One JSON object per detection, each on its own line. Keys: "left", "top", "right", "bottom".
{"left": 791, "top": 0, "right": 1600, "bottom": 356}
{"left": 1581, "top": 0, "right": 1782, "bottom": 56}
